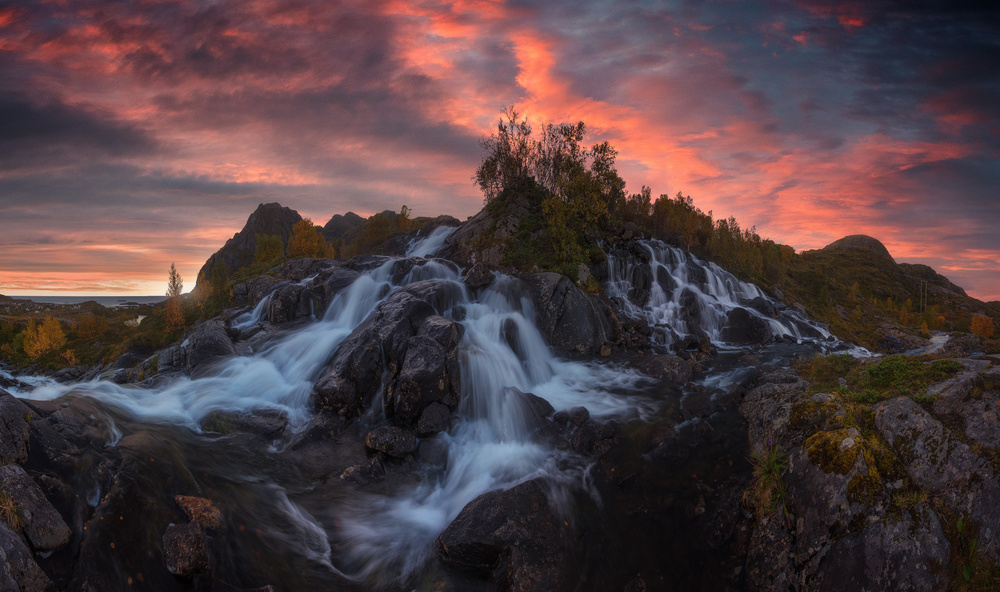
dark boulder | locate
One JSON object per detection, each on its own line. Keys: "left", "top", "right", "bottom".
{"left": 629, "top": 354, "right": 693, "bottom": 385}
{"left": 312, "top": 291, "right": 433, "bottom": 415}
{"left": 435, "top": 479, "right": 573, "bottom": 592}
{"left": 464, "top": 263, "right": 495, "bottom": 289}
{"left": 364, "top": 426, "right": 418, "bottom": 458}
{"left": 316, "top": 267, "right": 361, "bottom": 307}
{"left": 720, "top": 307, "right": 771, "bottom": 344}
{"left": 627, "top": 265, "right": 652, "bottom": 306}
{"left": 266, "top": 283, "right": 321, "bottom": 324}
{"left": 745, "top": 296, "right": 779, "bottom": 318}
{"left": 312, "top": 291, "right": 454, "bottom": 422}
{"left": 0, "top": 463, "right": 71, "bottom": 551}
{"left": 0, "top": 393, "right": 33, "bottom": 466}
{"left": 162, "top": 520, "right": 210, "bottom": 577}
{"left": 0, "top": 520, "right": 51, "bottom": 592}
{"left": 388, "top": 334, "right": 460, "bottom": 428}
{"left": 185, "top": 319, "right": 237, "bottom": 375}
{"left": 520, "top": 273, "right": 609, "bottom": 356}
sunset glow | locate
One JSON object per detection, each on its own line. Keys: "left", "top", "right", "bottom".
{"left": 0, "top": 1, "right": 997, "bottom": 299}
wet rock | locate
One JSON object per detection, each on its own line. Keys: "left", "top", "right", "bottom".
{"left": 157, "top": 344, "right": 186, "bottom": 374}
{"left": 0, "top": 393, "right": 33, "bottom": 466}
{"left": 435, "top": 479, "right": 572, "bottom": 592}
{"left": 499, "top": 387, "right": 554, "bottom": 435}
{"left": 418, "top": 315, "right": 464, "bottom": 350}
{"left": 720, "top": 307, "right": 770, "bottom": 344}
{"left": 745, "top": 296, "right": 779, "bottom": 318}
{"left": 389, "top": 335, "right": 460, "bottom": 427}
{"left": 0, "top": 520, "right": 51, "bottom": 592}
{"left": 244, "top": 275, "right": 281, "bottom": 307}
{"left": 312, "top": 290, "right": 435, "bottom": 418}
{"left": 316, "top": 267, "right": 361, "bottom": 306}
{"left": 627, "top": 265, "right": 652, "bottom": 306}
{"left": 629, "top": 354, "right": 693, "bottom": 385}
{"left": 416, "top": 402, "right": 451, "bottom": 436}
{"left": 0, "top": 463, "right": 71, "bottom": 551}
{"left": 201, "top": 409, "right": 288, "bottom": 440}
{"left": 417, "top": 437, "right": 449, "bottom": 467}
{"left": 267, "top": 282, "right": 321, "bottom": 324}
{"left": 175, "top": 495, "right": 223, "bottom": 530}
{"left": 340, "top": 457, "right": 385, "bottom": 485}
{"left": 185, "top": 319, "right": 237, "bottom": 375}
{"left": 521, "top": 273, "right": 610, "bottom": 356}
{"left": 571, "top": 420, "right": 621, "bottom": 459}
{"left": 163, "top": 520, "right": 210, "bottom": 576}
{"left": 364, "top": 426, "right": 418, "bottom": 458}
{"left": 464, "top": 262, "right": 495, "bottom": 289}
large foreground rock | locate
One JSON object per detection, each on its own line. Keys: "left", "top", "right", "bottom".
{"left": 435, "top": 479, "right": 573, "bottom": 592}
{"left": 520, "top": 273, "right": 610, "bottom": 355}
{"left": 312, "top": 290, "right": 462, "bottom": 430}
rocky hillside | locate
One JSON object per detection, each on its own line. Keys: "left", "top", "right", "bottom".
{"left": 778, "top": 234, "right": 998, "bottom": 351}
{"left": 195, "top": 202, "right": 302, "bottom": 290}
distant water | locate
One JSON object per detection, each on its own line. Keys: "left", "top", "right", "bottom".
{"left": 10, "top": 295, "right": 165, "bottom": 307}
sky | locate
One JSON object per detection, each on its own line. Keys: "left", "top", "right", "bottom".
{"left": 0, "top": 0, "right": 998, "bottom": 301}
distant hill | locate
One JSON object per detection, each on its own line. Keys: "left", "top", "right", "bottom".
{"left": 780, "top": 234, "right": 998, "bottom": 349}
{"left": 320, "top": 212, "right": 365, "bottom": 245}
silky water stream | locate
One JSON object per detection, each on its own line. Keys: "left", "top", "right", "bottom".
{"left": 9, "top": 235, "right": 839, "bottom": 591}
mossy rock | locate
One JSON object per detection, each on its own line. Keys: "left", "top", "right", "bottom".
{"left": 804, "top": 428, "right": 865, "bottom": 475}
{"left": 789, "top": 395, "right": 845, "bottom": 433}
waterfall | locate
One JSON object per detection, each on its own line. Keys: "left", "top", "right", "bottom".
{"left": 604, "top": 239, "right": 832, "bottom": 348}
{"left": 5, "top": 237, "right": 845, "bottom": 589}
{"left": 406, "top": 225, "right": 457, "bottom": 258}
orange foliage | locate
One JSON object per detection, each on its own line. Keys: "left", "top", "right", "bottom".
{"left": 23, "top": 316, "right": 67, "bottom": 359}
{"left": 971, "top": 315, "right": 994, "bottom": 339}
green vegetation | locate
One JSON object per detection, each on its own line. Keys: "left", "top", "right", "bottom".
{"left": 936, "top": 510, "right": 1000, "bottom": 591}
{"left": 796, "top": 354, "right": 963, "bottom": 405}
{"left": 743, "top": 438, "right": 788, "bottom": 520}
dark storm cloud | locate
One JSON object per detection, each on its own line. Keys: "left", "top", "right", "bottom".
{"left": 0, "top": 92, "right": 158, "bottom": 170}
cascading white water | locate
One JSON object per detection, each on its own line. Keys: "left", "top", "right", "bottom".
{"left": 333, "top": 273, "right": 655, "bottom": 583}
{"left": 605, "top": 239, "right": 831, "bottom": 347}
{"left": 9, "top": 238, "right": 829, "bottom": 588}
{"left": 406, "top": 225, "right": 457, "bottom": 258}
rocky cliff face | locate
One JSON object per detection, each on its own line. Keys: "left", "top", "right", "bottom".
{"left": 195, "top": 202, "right": 302, "bottom": 291}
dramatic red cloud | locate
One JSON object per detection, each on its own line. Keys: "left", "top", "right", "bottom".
{"left": 0, "top": 0, "right": 997, "bottom": 302}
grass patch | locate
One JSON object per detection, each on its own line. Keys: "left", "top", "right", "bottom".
{"left": 0, "top": 492, "right": 20, "bottom": 530}
{"left": 743, "top": 438, "right": 788, "bottom": 520}
{"left": 936, "top": 508, "right": 1000, "bottom": 591}
{"left": 796, "top": 354, "right": 964, "bottom": 405}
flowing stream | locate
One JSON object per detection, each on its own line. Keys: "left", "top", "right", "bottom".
{"left": 7, "top": 234, "right": 840, "bottom": 590}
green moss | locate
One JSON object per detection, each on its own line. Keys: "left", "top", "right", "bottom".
{"left": 804, "top": 428, "right": 862, "bottom": 475}
{"left": 789, "top": 398, "right": 844, "bottom": 432}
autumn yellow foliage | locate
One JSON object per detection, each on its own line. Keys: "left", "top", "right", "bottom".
{"left": 971, "top": 315, "right": 995, "bottom": 339}
{"left": 23, "top": 316, "right": 66, "bottom": 359}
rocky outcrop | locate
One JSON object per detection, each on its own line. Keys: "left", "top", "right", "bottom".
{"left": 184, "top": 319, "right": 237, "bottom": 376}
{"left": 435, "top": 479, "right": 573, "bottom": 592}
{"left": 196, "top": 203, "right": 302, "bottom": 292}
{"left": 0, "top": 520, "right": 51, "bottom": 592}
{"left": 740, "top": 358, "right": 1000, "bottom": 590}
{"left": 311, "top": 289, "right": 462, "bottom": 431}
{"left": 520, "top": 273, "right": 610, "bottom": 355}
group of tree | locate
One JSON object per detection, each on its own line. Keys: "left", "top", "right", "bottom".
{"left": 473, "top": 107, "right": 794, "bottom": 282}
